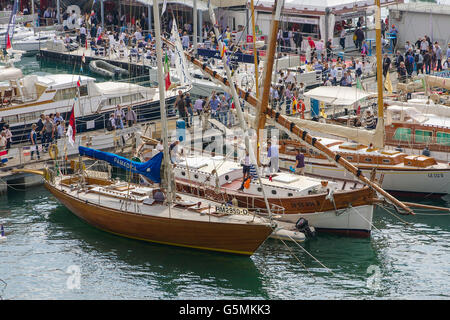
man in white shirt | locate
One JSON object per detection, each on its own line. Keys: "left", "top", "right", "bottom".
{"left": 134, "top": 28, "right": 143, "bottom": 41}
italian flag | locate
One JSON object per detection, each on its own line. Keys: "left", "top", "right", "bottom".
{"left": 164, "top": 52, "right": 171, "bottom": 90}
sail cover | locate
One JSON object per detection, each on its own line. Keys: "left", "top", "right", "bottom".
{"left": 79, "top": 146, "right": 163, "bottom": 183}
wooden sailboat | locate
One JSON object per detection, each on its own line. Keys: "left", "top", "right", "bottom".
{"left": 164, "top": 0, "right": 417, "bottom": 214}
{"left": 35, "top": 1, "right": 275, "bottom": 256}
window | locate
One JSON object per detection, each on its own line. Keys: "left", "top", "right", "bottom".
{"left": 347, "top": 156, "right": 353, "bottom": 161}
{"left": 108, "top": 97, "right": 121, "bottom": 106}
{"left": 365, "top": 158, "right": 372, "bottom": 162}
{"left": 382, "top": 159, "right": 390, "bottom": 164}
{"left": 414, "top": 129, "right": 432, "bottom": 144}
{"left": 288, "top": 193, "right": 293, "bottom": 197}
{"left": 54, "top": 87, "right": 78, "bottom": 101}
{"left": 79, "top": 85, "right": 88, "bottom": 97}
{"left": 271, "top": 190, "right": 277, "bottom": 195}
{"left": 393, "top": 128, "right": 411, "bottom": 142}
{"left": 225, "top": 175, "right": 230, "bottom": 181}
{"left": 436, "top": 132, "right": 450, "bottom": 146}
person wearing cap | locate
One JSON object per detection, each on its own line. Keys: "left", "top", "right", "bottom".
{"left": 389, "top": 24, "right": 398, "bottom": 49}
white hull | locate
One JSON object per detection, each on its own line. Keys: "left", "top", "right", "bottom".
{"left": 279, "top": 157, "right": 450, "bottom": 196}
{"left": 278, "top": 205, "right": 373, "bottom": 236}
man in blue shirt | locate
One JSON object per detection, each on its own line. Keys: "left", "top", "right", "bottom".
{"left": 209, "top": 94, "right": 220, "bottom": 119}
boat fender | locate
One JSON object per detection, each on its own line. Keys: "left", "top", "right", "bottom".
{"left": 190, "top": 56, "right": 195, "bottom": 62}
{"left": 356, "top": 169, "right": 362, "bottom": 177}
{"left": 222, "top": 77, "right": 228, "bottom": 85}
{"left": 202, "top": 63, "right": 207, "bottom": 70}
{"left": 302, "top": 131, "right": 308, "bottom": 141}
{"left": 295, "top": 218, "right": 316, "bottom": 238}
{"left": 212, "top": 70, "right": 217, "bottom": 77}
{"left": 290, "top": 122, "right": 295, "bottom": 132}
{"left": 311, "top": 137, "right": 317, "bottom": 146}
{"left": 335, "top": 154, "right": 341, "bottom": 162}
{"left": 244, "top": 91, "right": 250, "bottom": 101}
{"left": 49, "top": 144, "right": 59, "bottom": 160}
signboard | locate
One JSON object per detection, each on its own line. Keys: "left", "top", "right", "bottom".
{"left": 215, "top": 205, "right": 250, "bottom": 216}
{"left": 197, "top": 48, "right": 258, "bottom": 64}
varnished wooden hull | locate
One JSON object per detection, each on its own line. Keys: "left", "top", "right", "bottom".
{"left": 45, "top": 183, "right": 273, "bottom": 256}
{"left": 175, "top": 180, "right": 374, "bottom": 237}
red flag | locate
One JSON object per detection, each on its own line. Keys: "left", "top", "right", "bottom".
{"left": 164, "top": 53, "right": 171, "bottom": 90}
{"left": 77, "top": 76, "right": 81, "bottom": 87}
{"left": 85, "top": 39, "right": 88, "bottom": 49}
{"left": 6, "top": 33, "right": 11, "bottom": 50}
{"left": 67, "top": 104, "right": 76, "bottom": 146}
{"left": 268, "top": 175, "right": 272, "bottom": 182}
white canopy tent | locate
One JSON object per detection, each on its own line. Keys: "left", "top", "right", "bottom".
{"left": 304, "top": 86, "right": 376, "bottom": 106}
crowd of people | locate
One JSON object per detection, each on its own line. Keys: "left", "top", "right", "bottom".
{"left": 386, "top": 38, "right": 450, "bottom": 83}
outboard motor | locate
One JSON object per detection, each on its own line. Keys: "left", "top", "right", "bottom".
{"left": 295, "top": 218, "right": 316, "bottom": 238}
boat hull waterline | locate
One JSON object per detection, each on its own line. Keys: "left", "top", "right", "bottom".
{"left": 45, "top": 182, "right": 274, "bottom": 255}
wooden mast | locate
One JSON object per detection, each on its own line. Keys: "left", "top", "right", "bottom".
{"left": 254, "top": 0, "right": 282, "bottom": 165}
{"left": 153, "top": 0, "right": 173, "bottom": 204}
{"left": 374, "top": 0, "right": 385, "bottom": 147}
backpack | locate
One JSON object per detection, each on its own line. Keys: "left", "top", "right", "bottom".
{"left": 106, "top": 118, "right": 113, "bottom": 131}
{"left": 407, "top": 55, "right": 414, "bottom": 65}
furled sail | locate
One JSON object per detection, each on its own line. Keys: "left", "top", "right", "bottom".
{"left": 79, "top": 146, "right": 163, "bottom": 183}
{"left": 171, "top": 19, "right": 192, "bottom": 85}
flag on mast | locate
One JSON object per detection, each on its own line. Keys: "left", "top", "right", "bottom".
{"left": 66, "top": 104, "right": 76, "bottom": 147}
{"left": 164, "top": 52, "right": 171, "bottom": 90}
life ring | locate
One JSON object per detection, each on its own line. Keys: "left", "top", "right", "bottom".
{"left": 49, "top": 144, "right": 59, "bottom": 160}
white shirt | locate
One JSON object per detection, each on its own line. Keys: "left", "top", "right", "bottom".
{"left": 156, "top": 143, "right": 164, "bottom": 152}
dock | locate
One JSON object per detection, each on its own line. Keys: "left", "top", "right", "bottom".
{"left": 38, "top": 45, "right": 158, "bottom": 80}
{"left": 0, "top": 116, "right": 227, "bottom": 194}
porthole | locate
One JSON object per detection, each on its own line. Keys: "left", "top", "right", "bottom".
{"left": 257, "top": 187, "right": 262, "bottom": 192}
{"left": 225, "top": 175, "right": 230, "bottom": 180}
{"left": 271, "top": 190, "right": 277, "bottom": 195}
{"left": 194, "top": 174, "right": 199, "bottom": 179}
{"left": 181, "top": 171, "right": 186, "bottom": 176}
{"left": 365, "top": 158, "right": 372, "bottom": 162}
{"left": 288, "top": 193, "right": 293, "bottom": 197}
{"left": 382, "top": 159, "right": 390, "bottom": 164}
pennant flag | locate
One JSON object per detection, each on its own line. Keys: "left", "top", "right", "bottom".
{"left": 356, "top": 77, "right": 363, "bottom": 90}
{"left": 384, "top": 71, "right": 393, "bottom": 94}
{"left": 292, "top": 96, "right": 298, "bottom": 114}
{"left": 4, "top": 0, "right": 18, "bottom": 50}
{"left": 6, "top": 34, "right": 11, "bottom": 50}
{"left": 164, "top": 52, "right": 171, "bottom": 90}
{"left": 67, "top": 104, "right": 76, "bottom": 147}
{"left": 220, "top": 44, "right": 227, "bottom": 58}
{"left": 268, "top": 175, "right": 272, "bottom": 182}
{"left": 77, "top": 76, "right": 81, "bottom": 87}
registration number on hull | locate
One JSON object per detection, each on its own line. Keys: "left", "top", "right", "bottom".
{"left": 215, "top": 205, "right": 250, "bottom": 215}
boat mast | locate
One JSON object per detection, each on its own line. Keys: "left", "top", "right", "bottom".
{"left": 207, "top": 1, "right": 273, "bottom": 220}
{"left": 250, "top": 0, "right": 260, "bottom": 98}
{"left": 254, "top": 0, "right": 282, "bottom": 165}
{"left": 153, "top": 0, "right": 174, "bottom": 204}
{"left": 374, "top": 0, "right": 385, "bottom": 148}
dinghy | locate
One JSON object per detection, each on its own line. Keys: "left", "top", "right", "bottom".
{"left": 89, "top": 60, "right": 129, "bottom": 79}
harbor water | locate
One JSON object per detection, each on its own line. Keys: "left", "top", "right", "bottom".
{"left": 0, "top": 57, "right": 449, "bottom": 300}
